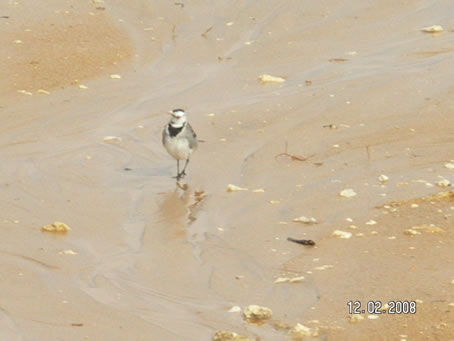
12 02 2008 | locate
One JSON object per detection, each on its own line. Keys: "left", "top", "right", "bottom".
{"left": 347, "top": 300, "right": 417, "bottom": 314}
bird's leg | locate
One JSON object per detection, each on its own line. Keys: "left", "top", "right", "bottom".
{"left": 180, "top": 159, "right": 190, "bottom": 178}
{"left": 174, "top": 160, "right": 181, "bottom": 180}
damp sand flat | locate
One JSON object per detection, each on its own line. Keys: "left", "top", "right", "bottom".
{"left": 1, "top": 0, "right": 454, "bottom": 340}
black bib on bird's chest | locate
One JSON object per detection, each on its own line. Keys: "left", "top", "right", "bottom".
{"left": 168, "top": 123, "right": 184, "bottom": 137}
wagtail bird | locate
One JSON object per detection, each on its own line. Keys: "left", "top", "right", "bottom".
{"left": 162, "top": 109, "right": 198, "bottom": 180}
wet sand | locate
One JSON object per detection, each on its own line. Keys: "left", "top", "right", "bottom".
{"left": 1, "top": 0, "right": 454, "bottom": 340}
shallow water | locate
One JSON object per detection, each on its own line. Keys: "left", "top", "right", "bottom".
{"left": 1, "top": 0, "right": 454, "bottom": 340}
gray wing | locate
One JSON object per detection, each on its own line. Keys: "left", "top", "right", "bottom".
{"left": 185, "top": 123, "right": 198, "bottom": 150}
{"left": 162, "top": 125, "right": 167, "bottom": 146}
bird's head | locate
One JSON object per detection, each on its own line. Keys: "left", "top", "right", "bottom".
{"left": 168, "top": 109, "right": 187, "bottom": 127}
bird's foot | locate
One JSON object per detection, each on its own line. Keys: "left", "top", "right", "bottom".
{"left": 175, "top": 171, "right": 186, "bottom": 181}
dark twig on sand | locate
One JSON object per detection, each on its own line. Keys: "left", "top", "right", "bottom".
{"left": 172, "top": 24, "right": 177, "bottom": 41}
{"left": 275, "top": 141, "right": 309, "bottom": 161}
{"left": 287, "top": 237, "right": 316, "bottom": 246}
{"left": 201, "top": 26, "right": 213, "bottom": 39}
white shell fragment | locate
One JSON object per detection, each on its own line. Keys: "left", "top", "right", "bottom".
{"left": 437, "top": 179, "right": 451, "bottom": 187}
{"left": 411, "top": 224, "right": 444, "bottom": 233}
{"left": 17, "top": 90, "right": 33, "bottom": 96}
{"left": 349, "top": 315, "right": 364, "bottom": 323}
{"left": 258, "top": 74, "right": 286, "bottom": 83}
{"left": 228, "top": 306, "right": 242, "bottom": 313}
{"left": 378, "top": 174, "right": 389, "bottom": 183}
{"left": 293, "top": 216, "right": 318, "bottom": 224}
{"left": 314, "top": 265, "right": 334, "bottom": 270}
{"left": 365, "top": 220, "right": 377, "bottom": 225}
{"left": 339, "top": 189, "right": 357, "bottom": 198}
{"left": 421, "top": 25, "right": 443, "bottom": 33}
{"left": 103, "top": 136, "right": 122, "bottom": 143}
{"left": 253, "top": 188, "right": 265, "bottom": 193}
{"left": 288, "top": 323, "right": 319, "bottom": 338}
{"left": 404, "top": 229, "right": 421, "bottom": 236}
{"left": 445, "top": 163, "right": 454, "bottom": 170}
{"left": 274, "top": 275, "right": 305, "bottom": 284}
{"left": 60, "top": 249, "right": 78, "bottom": 255}
{"left": 332, "top": 230, "right": 352, "bottom": 239}
{"left": 110, "top": 74, "right": 122, "bottom": 79}
{"left": 243, "top": 305, "right": 272, "bottom": 322}
{"left": 226, "top": 184, "right": 248, "bottom": 192}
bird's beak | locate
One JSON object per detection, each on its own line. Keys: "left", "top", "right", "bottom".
{"left": 167, "top": 110, "right": 173, "bottom": 115}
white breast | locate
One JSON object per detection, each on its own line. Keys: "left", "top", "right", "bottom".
{"left": 164, "top": 136, "right": 192, "bottom": 160}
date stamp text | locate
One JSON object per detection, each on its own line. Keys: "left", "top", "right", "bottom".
{"left": 347, "top": 300, "right": 417, "bottom": 314}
